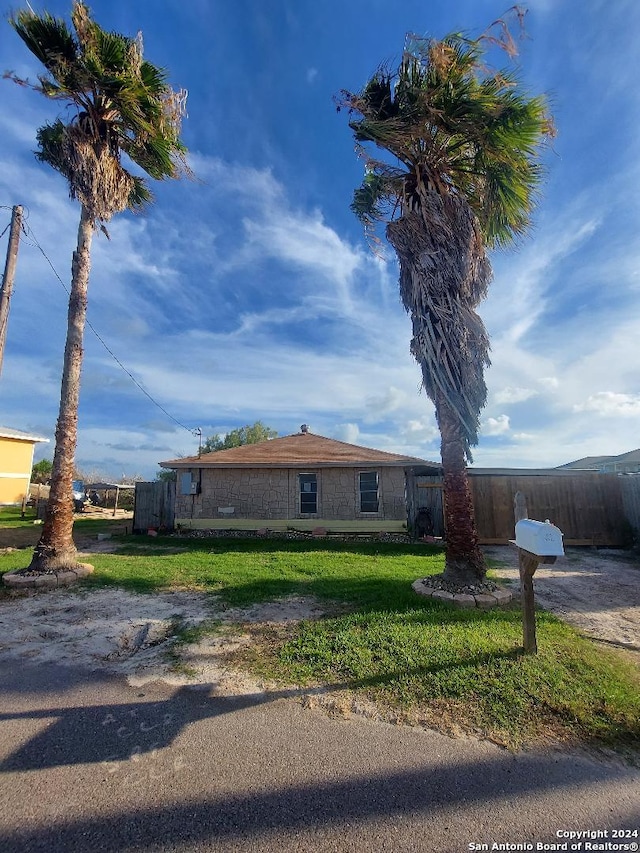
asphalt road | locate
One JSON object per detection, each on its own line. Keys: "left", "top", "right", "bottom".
{"left": 0, "top": 661, "right": 638, "bottom": 852}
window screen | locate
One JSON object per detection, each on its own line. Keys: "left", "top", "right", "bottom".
{"left": 299, "top": 473, "right": 317, "bottom": 514}
{"left": 359, "top": 471, "right": 379, "bottom": 513}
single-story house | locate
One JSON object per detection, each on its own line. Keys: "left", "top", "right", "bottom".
{"left": 0, "top": 426, "right": 49, "bottom": 505}
{"left": 159, "top": 425, "right": 433, "bottom": 533}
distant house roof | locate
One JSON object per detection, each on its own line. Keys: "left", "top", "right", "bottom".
{"left": 556, "top": 455, "right": 607, "bottom": 470}
{"left": 557, "top": 449, "right": 640, "bottom": 471}
{"left": 160, "top": 430, "right": 432, "bottom": 470}
{"left": 612, "top": 449, "right": 640, "bottom": 464}
{"left": 0, "top": 426, "right": 49, "bottom": 444}
{"left": 467, "top": 467, "right": 598, "bottom": 476}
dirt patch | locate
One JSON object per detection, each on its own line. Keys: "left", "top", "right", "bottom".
{"left": 484, "top": 546, "right": 640, "bottom": 658}
{"left": 0, "top": 526, "right": 45, "bottom": 550}
{"left": 0, "top": 583, "right": 330, "bottom": 695}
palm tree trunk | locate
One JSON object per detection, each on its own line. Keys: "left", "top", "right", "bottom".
{"left": 28, "top": 206, "right": 93, "bottom": 572}
{"left": 437, "top": 393, "right": 486, "bottom": 583}
{"left": 387, "top": 190, "right": 490, "bottom": 586}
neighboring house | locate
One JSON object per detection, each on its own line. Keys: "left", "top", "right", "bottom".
{"left": 557, "top": 449, "right": 640, "bottom": 474}
{"left": 159, "top": 425, "right": 431, "bottom": 533}
{"left": 0, "top": 426, "right": 49, "bottom": 505}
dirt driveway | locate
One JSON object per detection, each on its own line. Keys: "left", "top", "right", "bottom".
{"left": 484, "top": 545, "right": 640, "bottom": 657}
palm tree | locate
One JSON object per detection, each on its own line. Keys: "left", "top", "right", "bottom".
{"left": 339, "top": 20, "right": 553, "bottom": 585}
{"left": 8, "top": 2, "right": 188, "bottom": 572}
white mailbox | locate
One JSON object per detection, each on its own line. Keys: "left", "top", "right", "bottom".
{"left": 515, "top": 519, "right": 564, "bottom": 557}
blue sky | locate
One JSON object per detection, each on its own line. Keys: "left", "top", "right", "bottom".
{"left": 1, "top": 0, "right": 639, "bottom": 479}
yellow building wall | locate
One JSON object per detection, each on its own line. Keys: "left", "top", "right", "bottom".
{"left": 0, "top": 437, "right": 37, "bottom": 504}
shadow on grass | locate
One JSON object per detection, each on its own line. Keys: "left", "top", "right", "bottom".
{"left": 113, "top": 534, "right": 441, "bottom": 559}
{"left": 81, "top": 535, "right": 446, "bottom": 609}
{"left": 84, "top": 571, "right": 436, "bottom": 611}
{"left": 216, "top": 575, "right": 427, "bottom": 610}
{"left": 215, "top": 578, "right": 539, "bottom": 630}
{"left": 83, "top": 573, "right": 173, "bottom": 594}
{"left": 85, "top": 567, "right": 524, "bottom": 627}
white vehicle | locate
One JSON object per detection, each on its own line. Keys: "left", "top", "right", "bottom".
{"left": 72, "top": 480, "right": 86, "bottom": 512}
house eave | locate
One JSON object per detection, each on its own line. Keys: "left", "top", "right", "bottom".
{"left": 0, "top": 429, "right": 49, "bottom": 444}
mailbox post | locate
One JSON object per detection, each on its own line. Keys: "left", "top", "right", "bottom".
{"left": 512, "top": 491, "right": 564, "bottom": 654}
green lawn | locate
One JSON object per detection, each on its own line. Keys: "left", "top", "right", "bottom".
{"left": 0, "top": 525, "right": 638, "bottom": 753}
{"left": 0, "top": 506, "right": 40, "bottom": 528}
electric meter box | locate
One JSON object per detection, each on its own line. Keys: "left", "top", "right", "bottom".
{"left": 515, "top": 519, "right": 564, "bottom": 557}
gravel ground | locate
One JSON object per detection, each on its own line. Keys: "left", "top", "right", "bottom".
{"left": 484, "top": 545, "right": 640, "bottom": 658}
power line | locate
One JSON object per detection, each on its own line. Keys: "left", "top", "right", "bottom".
{"left": 18, "top": 214, "right": 198, "bottom": 437}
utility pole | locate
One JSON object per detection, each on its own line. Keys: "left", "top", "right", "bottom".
{"left": 0, "top": 205, "right": 23, "bottom": 378}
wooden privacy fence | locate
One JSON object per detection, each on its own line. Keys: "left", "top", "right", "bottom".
{"left": 407, "top": 468, "right": 632, "bottom": 546}
{"left": 468, "top": 472, "right": 627, "bottom": 546}
{"left": 133, "top": 480, "right": 175, "bottom": 533}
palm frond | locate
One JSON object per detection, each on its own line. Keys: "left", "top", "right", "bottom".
{"left": 128, "top": 176, "right": 153, "bottom": 212}
{"left": 12, "top": 0, "right": 189, "bottom": 223}
{"left": 10, "top": 9, "right": 78, "bottom": 72}
{"left": 35, "top": 119, "right": 68, "bottom": 176}
{"left": 343, "top": 29, "right": 552, "bottom": 248}
{"left": 10, "top": 8, "right": 83, "bottom": 94}
{"left": 341, "top": 18, "right": 552, "bottom": 457}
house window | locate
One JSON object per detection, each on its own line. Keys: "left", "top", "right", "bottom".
{"left": 299, "top": 473, "right": 317, "bottom": 514}
{"left": 359, "top": 471, "right": 379, "bottom": 513}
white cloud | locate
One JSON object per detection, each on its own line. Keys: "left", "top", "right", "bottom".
{"left": 483, "top": 415, "right": 511, "bottom": 436}
{"left": 231, "top": 305, "right": 312, "bottom": 336}
{"left": 512, "top": 432, "right": 536, "bottom": 442}
{"left": 482, "top": 214, "right": 601, "bottom": 346}
{"left": 573, "top": 392, "right": 640, "bottom": 417}
{"left": 335, "top": 423, "right": 360, "bottom": 444}
{"left": 400, "top": 417, "right": 439, "bottom": 444}
{"left": 187, "top": 156, "right": 284, "bottom": 208}
{"left": 242, "top": 210, "right": 362, "bottom": 301}
{"left": 494, "top": 386, "right": 538, "bottom": 404}
{"left": 539, "top": 377, "right": 559, "bottom": 390}
{"left": 364, "top": 386, "right": 408, "bottom": 419}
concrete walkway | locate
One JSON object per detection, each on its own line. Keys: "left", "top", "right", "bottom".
{"left": 1, "top": 661, "right": 638, "bottom": 852}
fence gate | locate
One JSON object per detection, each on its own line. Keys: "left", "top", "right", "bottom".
{"left": 133, "top": 480, "right": 176, "bottom": 533}
{"left": 405, "top": 468, "right": 445, "bottom": 537}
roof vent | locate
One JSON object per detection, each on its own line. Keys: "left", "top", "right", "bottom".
{"left": 300, "top": 424, "right": 309, "bottom": 434}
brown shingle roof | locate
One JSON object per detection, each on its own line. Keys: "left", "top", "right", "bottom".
{"left": 160, "top": 431, "right": 432, "bottom": 469}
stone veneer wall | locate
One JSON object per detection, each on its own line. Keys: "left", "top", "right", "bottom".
{"left": 174, "top": 466, "right": 407, "bottom": 522}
